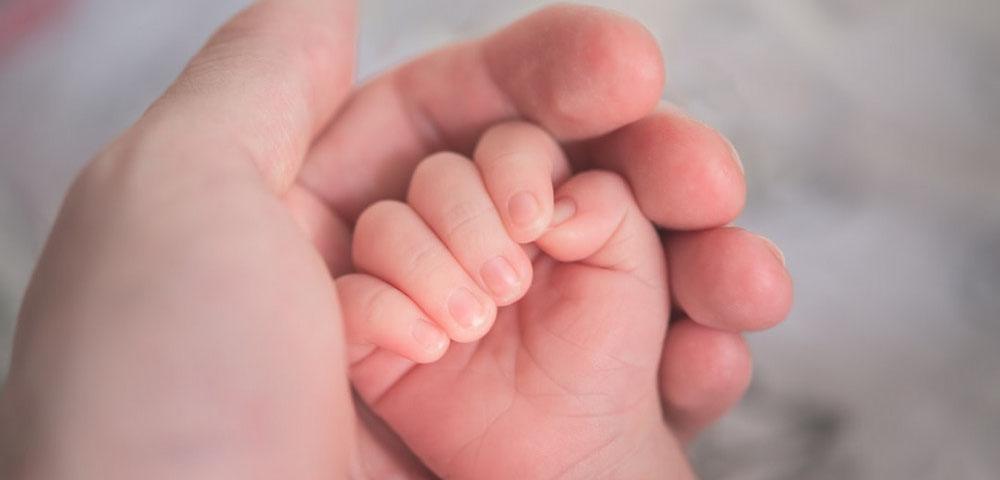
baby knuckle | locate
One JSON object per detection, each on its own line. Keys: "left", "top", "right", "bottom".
{"left": 399, "top": 238, "right": 449, "bottom": 281}
{"left": 356, "top": 200, "right": 408, "bottom": 232}
{"left": 353, "top": 200, "right": 412, "bottom": 264}
{"left": 410, "top": 152, "right": 471, "bottom": 192}
{"left": 440, "top": 200, "right": 492, "bottom": 241}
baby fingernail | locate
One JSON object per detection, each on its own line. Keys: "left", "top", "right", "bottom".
{"left": 508, "top": 191, "right": 540, "bottom": 226}
{"left": 550, "top": 197, "right": 576, "bottom": 227}
{"left": 448, "top": 287, "right": 487, "bottom": 330}
{"left": 481, "top": 256, "right": 519, "bottom": 299}
{"left": 411, "top": 319, "right": 448, "bottom": 353}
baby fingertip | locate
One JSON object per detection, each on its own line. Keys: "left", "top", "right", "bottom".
{"left": 549, "top": 196, "right": 577, "bottom": 229}
{"left": 508, "top": 190, "right": 542, "bottom": 227}
{"left": 410, "top": 319, "right": 449, "bottom": 362}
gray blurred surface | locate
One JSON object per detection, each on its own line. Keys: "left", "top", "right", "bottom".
{"left": 1, "top": 0, "right": 998, "bottom": 478}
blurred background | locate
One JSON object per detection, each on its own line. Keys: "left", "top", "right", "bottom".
{"left": 1, "top": 0, "right": 998, "bottom": 478}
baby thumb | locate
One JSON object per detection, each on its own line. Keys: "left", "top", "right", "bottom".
{"left": 536, "top": 170, "right": 664, "bottom": 288}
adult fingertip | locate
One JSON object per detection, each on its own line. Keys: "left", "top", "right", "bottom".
{"left": 485, "top": 4, "right": 665, "bottom": 140}
{"left": 746, "top": 239, "right": 794, "bottom": 331}
{"left": 590, "top": 112, "right": 746, "bottom": 229}
{"left": 661, "top": 320, "right": 753, "bottom": 441}
{"left": 755, "top": 233, "right": 786, "bottom": 266}
{"left": 668, "top": 227, "right": 793, "bottom": 332}
{"left": 663, "top": 322, "right": 752, "bottom": 407}
{"left": 722, "top": 229, "right": 793, "bottom": 331}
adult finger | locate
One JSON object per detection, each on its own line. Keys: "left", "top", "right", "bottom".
{"left": 135, "top": 0, "right": 357, "bottom": 192}
{"left": 576, "top": 106, "right": 746, "bottom": 229}
{"left": 659, "top": 318, "right": 753, "bottom": 444}
{"left": 298, "top": 4, "right": 664, "bottom": 221}
{"left": 666, "top": 227, "right": 793, "bottom": 331}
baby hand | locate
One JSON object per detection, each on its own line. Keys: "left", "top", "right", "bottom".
{"left": 338, "top": 121, "right": 689, "bottom": 478}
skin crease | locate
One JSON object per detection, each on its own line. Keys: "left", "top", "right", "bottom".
{"left": 0, "top": 1, "right": 794, "bottom": 479}
{"left": 346, "top": 148, "right": 693, "bottom": 477}
{"left": 340, "top": 122, "right": 691, "bottom": 476}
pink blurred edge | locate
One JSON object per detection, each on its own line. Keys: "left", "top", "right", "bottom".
{"left": 0, "top": 0, "right": 72, "bottom": 59}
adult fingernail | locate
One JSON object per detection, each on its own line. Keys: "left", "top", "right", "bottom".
{"left": 724, "top": 136, "right": 744, "bottom": 174}
{"left": 508, "top": 191, "right": 540, "bottom": 226}
{"left": 550, "top": 197, "right": 576, "bottom": 227}
{"left": 480, "top": 256, "right": 519, "bottom": 299}
{"left": 757, "top": 235, "right": 786, "bottom": 266}
{"left": 411, "top": 319, "right": 448, "bottom": 353}
{"left": 447, "top": 287, "right": 487, "bottom": 330}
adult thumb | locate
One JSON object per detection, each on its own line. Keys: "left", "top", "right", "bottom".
{"left": 137, "top": 0, "right": 357, "bottom": 192}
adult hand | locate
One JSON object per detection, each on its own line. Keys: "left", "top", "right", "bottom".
{"left": 0, "top": 1, "right": 791, "bottom": 478}
{"left": 291, "top": 1, "right": 791, "bottom": 462}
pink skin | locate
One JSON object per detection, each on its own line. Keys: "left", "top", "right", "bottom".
{"left": 345, "top": 127, "right": 687, "bottom": 475}
{"left": 0, "top": 1, "right": 793, "bottom": 478}
{"left": 288, "top": 9, "right": 791, "bottom": 469}
{"left": 339, "top": 121, "right": 787, "bottom": 477}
